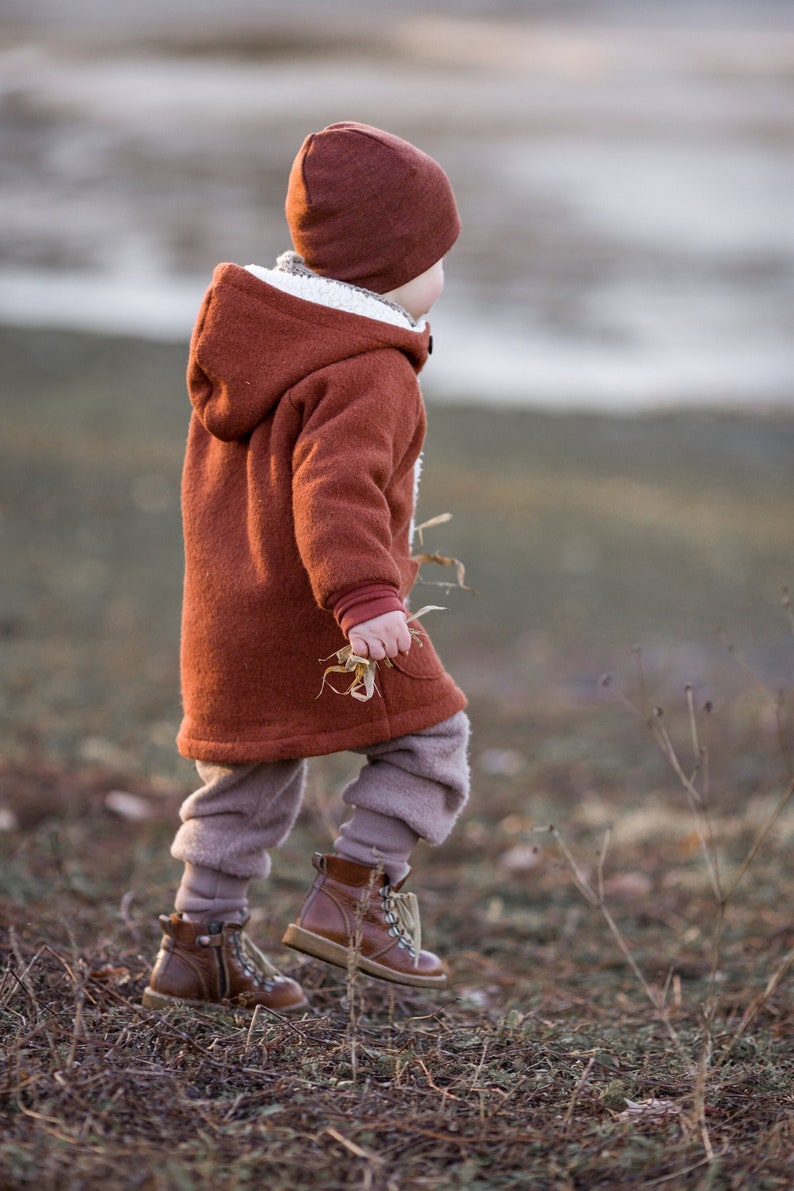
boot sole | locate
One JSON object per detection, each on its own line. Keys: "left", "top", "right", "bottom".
{"left": 141, "top": 987, "right": 309, "bottom": 1013}
{"left": 282, "top": 924, "right": 448, "bottom": 989}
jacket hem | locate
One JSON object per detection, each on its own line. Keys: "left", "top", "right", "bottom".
{"left": 177, "top": 688, "right": 467, "bottom": 764}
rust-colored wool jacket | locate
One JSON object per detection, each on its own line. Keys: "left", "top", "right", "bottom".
{"left": 176, "top": 262, "right": 466, "bottom": 763}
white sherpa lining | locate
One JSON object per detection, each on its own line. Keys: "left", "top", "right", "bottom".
{"left": 244, "top": 262, "right": 426, "bottom": 333}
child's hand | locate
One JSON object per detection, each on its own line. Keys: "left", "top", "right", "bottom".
{"left": 348, "top": 611, "right": 412, "bottom": 661}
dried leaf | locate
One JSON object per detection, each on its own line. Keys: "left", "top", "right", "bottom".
{"left": 317, "top": 651, "right": 380, "bottom": 702}
{"left": 498, "top": 844, "right": 543, "bottom": 873}
{"left": 105, "top": 790, "right": 153, "bottom": 821}
{"left": 0, "top": 806, "right": 18, "bottom": 832}
{"left": 618, "top": 1098, "right": 681, "bottom": 1121}
{"left": 414, "top": 512, "right": 453, "bottom": 547}
{"left": 317, "top": 606, "right": 445, "bottom": 702}
{"left": 411, "top": 551, "right": 471, "bottom": 592}
{"left": 411, "top": 511, "right": 473, "bottom": 591}
{"left": 406, "top": 604, "right": 447, "bottom": 625}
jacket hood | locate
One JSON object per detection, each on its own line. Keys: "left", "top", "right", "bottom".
{"left": 187, "top": 261, "right": 431, "bottom": 441}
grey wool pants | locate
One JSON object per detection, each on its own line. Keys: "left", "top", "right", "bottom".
{"left": 171, "top": 710, "right": 470, "bottom": 889}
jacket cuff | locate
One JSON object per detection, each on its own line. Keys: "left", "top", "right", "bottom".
{"left": 328, "top": 583, "right": 406, "bottom": 635}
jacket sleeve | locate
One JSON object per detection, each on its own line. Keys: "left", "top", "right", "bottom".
{"left": 290, "top": 351, "right": 424, "bottom": 609}
{"left": 328, "top": 582, "right": 406, "bottom": 634}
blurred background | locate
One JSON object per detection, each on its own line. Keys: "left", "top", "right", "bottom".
{"left": 2, "top": 0, "right": 793, "bottom": 407}
{"left": 1, "top": 0, "right": 793, "bottom": 788}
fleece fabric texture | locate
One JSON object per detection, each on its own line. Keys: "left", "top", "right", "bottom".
{"left": 177, "top": 262, "right": 467, "bottom": 763}
{"left": 174, "top": 862, "right": 250, "bottom": 922}
{"left": 286, "top": 121, "right": 461, "bottom": 294}
{"left": 173, "top": 757, "right": 308, "bottom": 879}
{"left": 171, "top": 711, "right": 470, "bottom": 880}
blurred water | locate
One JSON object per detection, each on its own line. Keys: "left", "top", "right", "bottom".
{"left": 1, "top": 1, "right": 792, "bottom": 409}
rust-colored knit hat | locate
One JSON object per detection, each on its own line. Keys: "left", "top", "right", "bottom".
{"left": 285, "top": 121, "right": 461, "bottom": 295}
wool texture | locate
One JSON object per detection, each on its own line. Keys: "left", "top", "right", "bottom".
{"left": 334, "top": 807, "right": 419, "bottom": 886}
{"left": 177, "top": 262, "right": 466, "bottom": 763}
{"left": 285, "top": 122, "right": 461, "bottom": 294}
{"left": 171, "top": 758, "right": 308, "bottom": 878}
{"left": 174, "top": 862, "right": 250, "bottom": 923}
{"left": 343, "top": 709, "right": 470, "bottom": 845}
{"left": 170, "top": 712, "right": 469, "bottom": 882}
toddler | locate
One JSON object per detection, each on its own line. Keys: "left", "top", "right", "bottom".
{"left": 143, "top": 122, "right": 470, "bottom": 1012}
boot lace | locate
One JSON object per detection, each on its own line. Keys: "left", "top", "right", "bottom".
{"left": 232, "top": 930, "right": 283, "bottom": 990}
{"left": 380, "top": 885, "right": 422, "bottom": 967}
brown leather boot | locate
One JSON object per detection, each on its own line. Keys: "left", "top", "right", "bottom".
{"left": 282, "top": 853, "right": 447, "bottom": 989}
{"left": 142, "top": 914, "right": 308, "bottom": 1012}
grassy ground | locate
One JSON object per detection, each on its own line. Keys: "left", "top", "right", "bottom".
{"left": 2, "top": 327, "right": 794, "bottom": 1188}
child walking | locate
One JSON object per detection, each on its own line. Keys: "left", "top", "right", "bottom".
{"left": 143, "top": 122, "right": 470, "bottom": 1012}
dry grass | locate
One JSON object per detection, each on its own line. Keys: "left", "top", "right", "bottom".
{"left": 3, "top": 664, "right": 794, "bottom": 1189}
{"left": 2, "top": 327, "right": 794, "bottom": 1187}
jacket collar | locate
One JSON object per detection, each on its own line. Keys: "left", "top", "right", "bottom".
{"left": 245, "top": 251, "right": 425, "bottom": 334}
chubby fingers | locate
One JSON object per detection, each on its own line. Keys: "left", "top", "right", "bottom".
{"left": 381, "top": 615, "right": 412, "bottom": 658}
{"left": 348, "top": 611, "right": 412, "bottom": 661}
